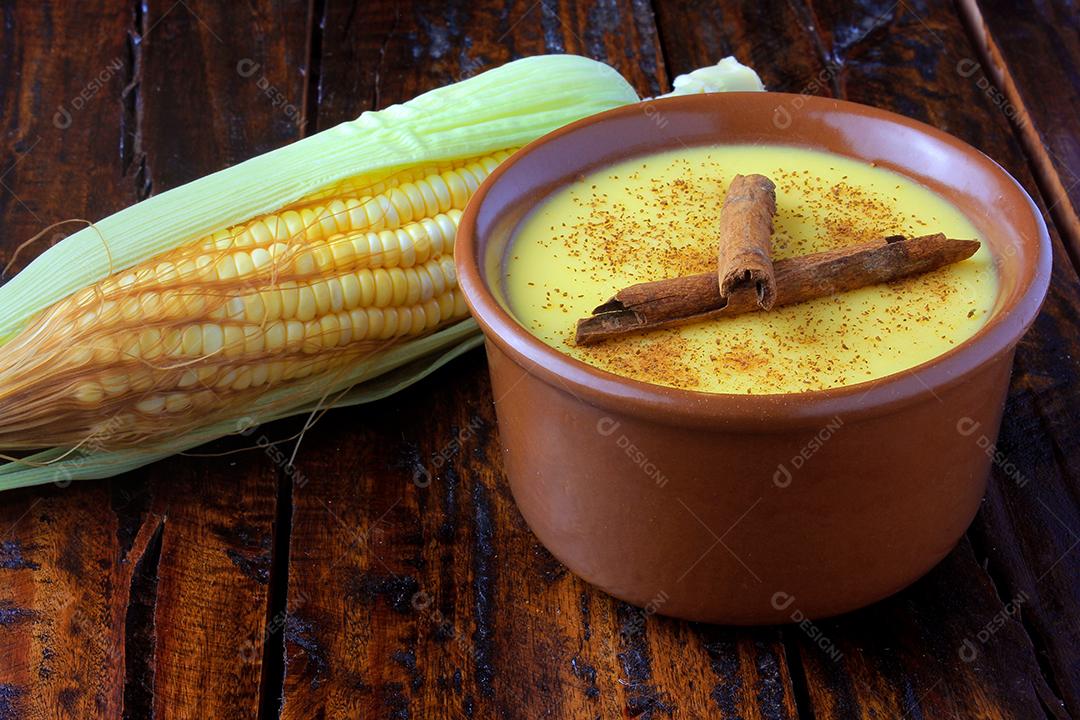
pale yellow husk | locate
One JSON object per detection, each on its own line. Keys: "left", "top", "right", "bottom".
{"left": 0, "top": 55, "right": 764, "bottom": 489}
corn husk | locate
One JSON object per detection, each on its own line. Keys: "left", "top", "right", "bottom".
{"left": 0, "top": 56, "right": 764, "bottom": 490}
{"left": 0, "top": 55, "right": 637, "bottom": 340}
{"left": 0, "top": 320, "right": 482, "bottom": 489}
{"left": 0, "top": 55, "right": 636, "bottom": 488}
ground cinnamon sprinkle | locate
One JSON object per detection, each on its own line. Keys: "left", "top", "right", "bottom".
{"left": 592, "top": 333, "right": 701, "bottom": 390}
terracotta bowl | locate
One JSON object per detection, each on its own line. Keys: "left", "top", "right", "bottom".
{"left": 455, "top": 92, "right": 1051, "bottom": 624}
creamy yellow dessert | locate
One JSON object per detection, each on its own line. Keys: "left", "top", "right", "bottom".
{"left": 503, "top": 145, "right": 998, "bottom": 394}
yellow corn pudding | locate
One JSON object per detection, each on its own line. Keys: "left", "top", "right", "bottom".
{"left": 503, "top": 145, "right": 998, "bottom": 394}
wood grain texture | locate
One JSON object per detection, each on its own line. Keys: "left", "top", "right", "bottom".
{"left": 127, "top": 1, "right": 309, "bottom": 717}
{"left": 310, "top": 0, "right": 666, "bottom": 130}
{"left": 0, "top": 3, "right": 137, "bottom": 271}
{"left": 792, "top": 542, "right": 1063, "bottom": 719}
{"left": 954, "top": 11, "right": 1080, "bottom": 705}
{"left": 654, "top": 0, "right": 1080, "bottom": 718}
{"left": 964, "top": 0, "right": 1080, "bottom": 268}
{"left": 0, "top": 2, "right": 307, "bottom": 718}
{"left": 0, "top": 482, "right": 160, "bottom": 719}
{"left": 1, "top": 1, "right": 1078, "bottom": 719}
{"left": 280, "top": 6, "right": 795, "bottom": 719}
{"left": 0, "top": 3, "right": 145, "bottom": 718}
{"left": 280, "top": 360, "right": 801, "bottom": 719}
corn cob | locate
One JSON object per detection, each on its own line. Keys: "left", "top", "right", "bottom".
{"left": 0, "top": 55, "right": 762, "bottom": 489}
{"left": 0, "top": 152, "right": 513, "bottom": 449}
{"left": 0, "top": 55, "right": 639, "bottom": 478}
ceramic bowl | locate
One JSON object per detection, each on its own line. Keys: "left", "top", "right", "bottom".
{"left": 455, "top": 92, "right": 1051, "bottom": 623}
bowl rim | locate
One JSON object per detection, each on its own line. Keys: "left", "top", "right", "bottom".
{"left": 455, "top": 92, "right": 1053, "bottom": 429}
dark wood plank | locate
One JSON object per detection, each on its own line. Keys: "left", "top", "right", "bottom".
{"left": 0, "top": 1, "right": 308, "bottom": 718}
{"left": 281, "top": 362, "right": 802, "bottom": 719}
{"left": 310, "top": 0, "right": 665, "bottom": 128}
{"left": 3, "top": 3, "right": 1077, "bottom": 719}
{"left": 953, "top": 10, "right": 1080, "bottom": 706}
{"left": 964, "top": 0, "right": 1080, "bottom": 267}
{"left": 0, "top": 4, "right": 144, "bottom": 718}
{"left": 654, "top": 0, "right": 1080, "bottom": 717}
{"left": 0, "top": 482, "right": 162, "bottom": 719}
{"left": 792, "top": 542, "right": 1061, "bottom": 719}
{"left": 279, "top": 2, "right": 799, "bottom": 718}
{"left": 126, "top": 1, "right": 309, "bottom": 716}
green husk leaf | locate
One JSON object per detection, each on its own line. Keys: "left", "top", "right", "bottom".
{"left": 0, "top": 320, "right": 483, "bottom": 489}
{"left": 0, "top": 56, "right": 766, "bottom": 490}
{"left": 0, "top": 55, "right": 637, "bottom": 489}
{"left": 0, "top": 54, "right": 637, "bottom": 341}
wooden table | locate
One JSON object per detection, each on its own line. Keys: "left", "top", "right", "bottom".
{"left": 0, "top": 2, "right": 1077, "bottom": 718}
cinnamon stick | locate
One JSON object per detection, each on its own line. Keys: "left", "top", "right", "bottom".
{"left": 574, "top": 234, "right": 980, "bottom": 345}
{"left": 717, "top": 174, "right": 777, "bottom": 309}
